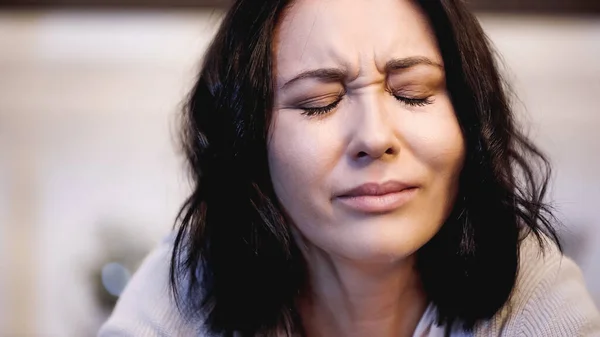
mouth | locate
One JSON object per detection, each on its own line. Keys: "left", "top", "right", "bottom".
{"left": 335, "top": 181, "right": 418, "bottom": 213}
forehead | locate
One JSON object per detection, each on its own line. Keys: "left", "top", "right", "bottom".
{"left": 274, "top": 0, "right": 441, "bottom": 80}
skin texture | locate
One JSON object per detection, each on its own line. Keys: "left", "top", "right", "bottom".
{"left": 268, "top": 0, "right": 466, "bottom": 335}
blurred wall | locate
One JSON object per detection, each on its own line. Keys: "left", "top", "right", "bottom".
{"left": 0, "top": 10, "right": 598, "bottom": 336}
{"left": 480, "top": 14, "right": 600, "bottom": 293}
{"left": 0, "top": 11, "right": 224, "bottom": 336}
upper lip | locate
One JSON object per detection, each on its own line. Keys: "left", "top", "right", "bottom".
{"left": 337, "top": 181, "right": 417, "bottom": 197}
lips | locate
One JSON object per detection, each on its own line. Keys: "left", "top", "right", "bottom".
{"left": 338, "top": 181, "right": 414, "bottom": 197}
{"left": 336, "top": 181, "right": 418, "bottom": 213}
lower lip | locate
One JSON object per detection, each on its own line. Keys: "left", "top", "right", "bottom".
{"left": 336, "top": 188, "right": 418, "bottom": 213}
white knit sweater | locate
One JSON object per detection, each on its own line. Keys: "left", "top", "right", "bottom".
{"left": 98, "top": 233, "right": 600, "bottom": 336}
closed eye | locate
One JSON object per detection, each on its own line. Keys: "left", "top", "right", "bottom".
{"left": 300, "top": 95, "right": 344, "bottom": 116}
{"left": 394, "top": 95, "right": 433, "bottom": 107}
{"left": 299, "top": 91, "right": 431, "bottom": 116}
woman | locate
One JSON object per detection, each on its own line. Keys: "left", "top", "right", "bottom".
{"left": 99, "top": 0, "right": 600, "bottom": 336}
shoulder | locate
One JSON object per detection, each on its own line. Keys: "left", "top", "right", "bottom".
{"left": 475, "top": 233, "right": 600, "bottom": 337}
{"left": 98, "top": 232, "right": 207, "bottom": 337}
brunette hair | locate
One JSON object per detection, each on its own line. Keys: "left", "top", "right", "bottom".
{"left": 170, "top": 0, "right": 561, "bottom": 335}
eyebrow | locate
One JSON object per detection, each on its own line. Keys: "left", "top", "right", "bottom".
{"left": 281, "top": 56, "right": 443, "bottom": 89}
{"left": 281, "top": 68, "right": 347, "bottom": 89}
{"left": 384, "top": 56, "right": 444, "bottom": 72}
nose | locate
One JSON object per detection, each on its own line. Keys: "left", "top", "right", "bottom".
{"left": 347, "top": 95, "right": 400, "bottom": 162}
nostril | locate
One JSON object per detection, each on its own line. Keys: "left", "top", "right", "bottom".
{"left": 385, "top": 147, "right": 394, "bottom": 155}
{"left": 357, "top": 151, "right": 368, "bottom": 158}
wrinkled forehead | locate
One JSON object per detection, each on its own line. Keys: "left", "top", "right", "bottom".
{"left": 273, "top": 0, "right": 443, "bottom": 84}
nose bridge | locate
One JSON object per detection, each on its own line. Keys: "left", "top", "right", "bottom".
{"left": 348, "top": 92, "right": 398, "bottom": 159}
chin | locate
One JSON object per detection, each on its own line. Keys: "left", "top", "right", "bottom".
{"left": 324, "top": 216, "right": 441, "bottom": 264}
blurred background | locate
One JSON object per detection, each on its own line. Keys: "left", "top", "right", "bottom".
{"left": 0, "top": 0, "right": 598, "bottom": 335}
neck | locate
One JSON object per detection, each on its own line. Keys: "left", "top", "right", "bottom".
{"left": 297, "top": 246, "right": 428, "bottom": 337}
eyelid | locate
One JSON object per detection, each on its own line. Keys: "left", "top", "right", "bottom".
{"left": 299, "top": 93, "right": 344, "bottom": 116}
{"left": 298, "top": 92, "right": 344, "bottom": 107}
{"left": 387, "top": 88, "right": 434, "bottom": 107}
{"left": 387, "top": 82, "right": 436, "bottom": 102}
{"left": 387, "top": 82, "right": 432, "bottom": 93}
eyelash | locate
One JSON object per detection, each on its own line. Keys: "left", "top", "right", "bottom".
{"left": 300, "top": 93, "right": 433, "bottom": 117}
{"left": 393, "top": 94, "right": 433, "bottom": 107}
{"left": 300, "top": 96, "right": 344, "bottom": 116}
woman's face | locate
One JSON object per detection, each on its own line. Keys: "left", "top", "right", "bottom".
{"left": 268, "top": 0, "right": 465, "bottom": 263}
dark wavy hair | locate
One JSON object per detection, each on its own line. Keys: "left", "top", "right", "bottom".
{"left": 170, "top": 0, "right": 561, "bottom": 335}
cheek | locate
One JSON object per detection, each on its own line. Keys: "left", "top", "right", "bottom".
{"left": 405, "top": 101, "right": 465, "bottom": 179}
{"left": 267, "top": 112, "right": 341, "bottom": 208}
{"left": 401, "top": 101, "right": 465, "bottom": 224}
